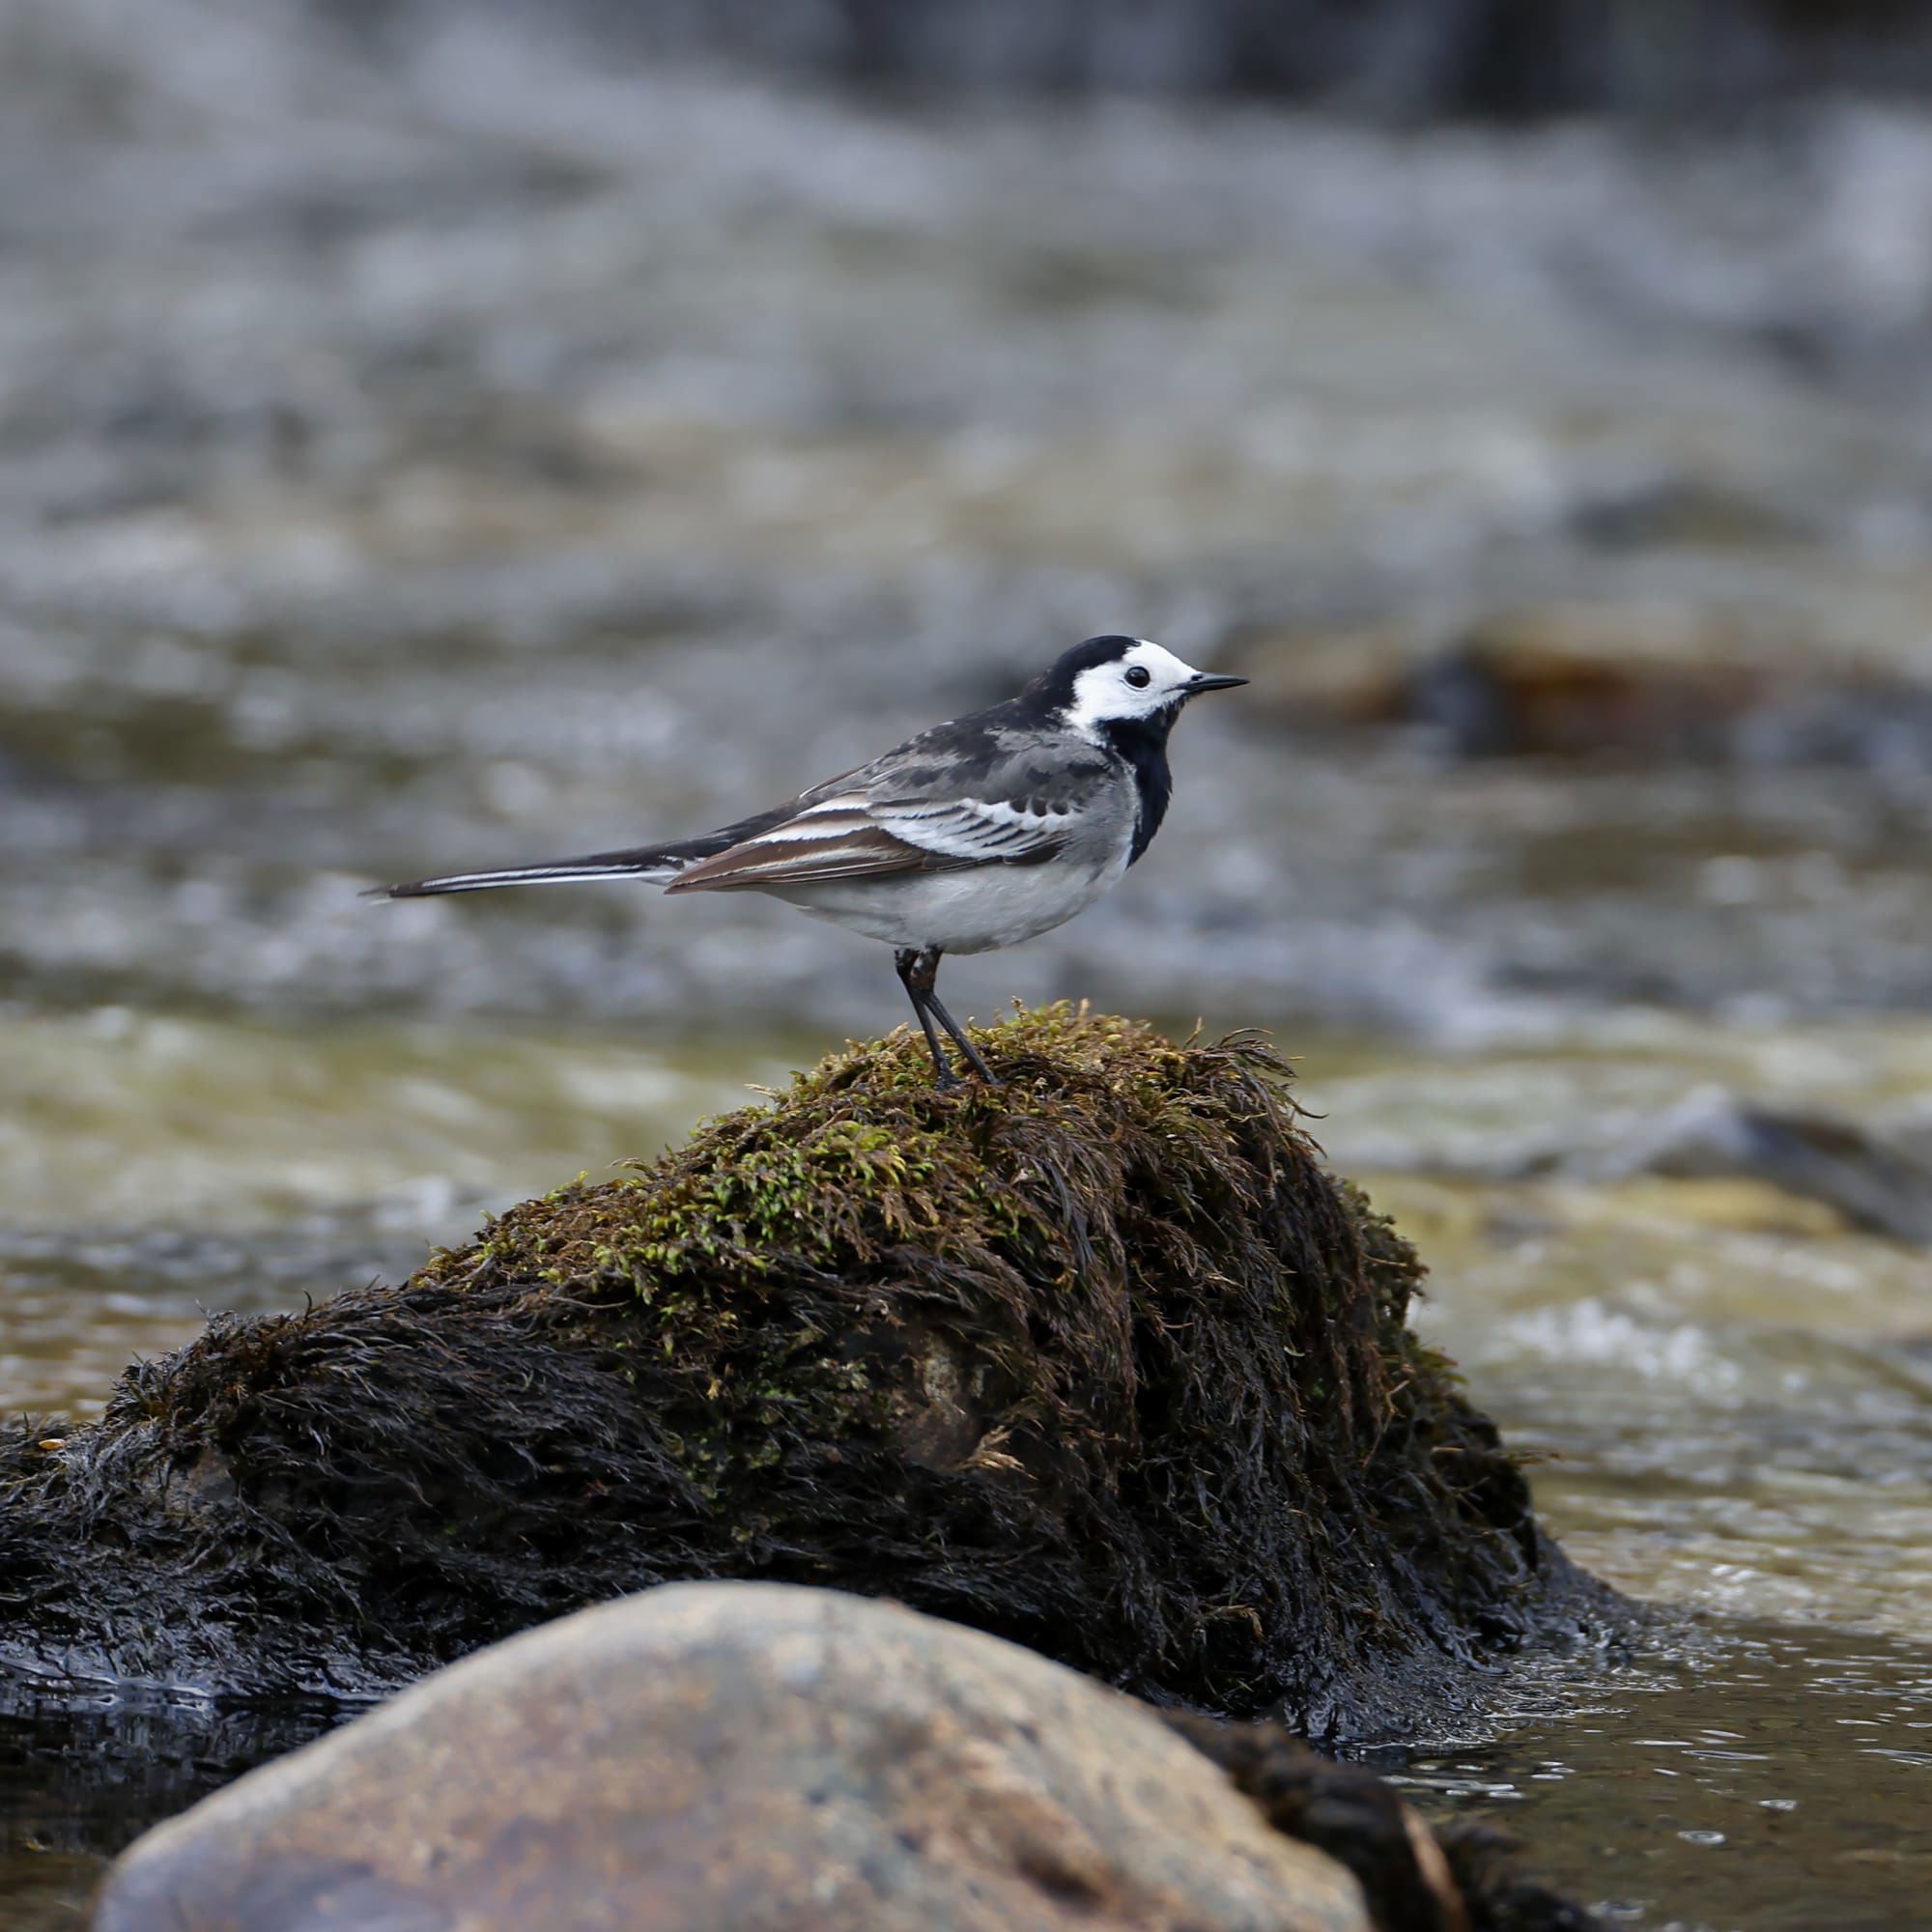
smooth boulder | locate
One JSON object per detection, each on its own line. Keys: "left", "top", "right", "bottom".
{"left": 93, "top": 1581, "right": 1371, "bottom": 1932}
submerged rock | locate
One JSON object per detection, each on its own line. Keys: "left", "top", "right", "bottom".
{"left": 342, "top": 0, "right": 1932, "bottom": 115}
{"left": 0, "top": 1008, "right": 1614, "bottom": 1733}
{"left": 91, "top": 1581, "right": 1378, "bottom": 1932}
{"left": 1591, "top": 1087, "right": 1932, "bottom": 1245}
{"left": 1166, "top": 1713, "right": 1605, "bottom": 1932}
{"left": 1232, "top": 603, "right": 1932, "bottom": 771}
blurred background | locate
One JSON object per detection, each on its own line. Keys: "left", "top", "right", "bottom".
{"left": 7, "top": 2, "right": 1932, "bottom": 1923}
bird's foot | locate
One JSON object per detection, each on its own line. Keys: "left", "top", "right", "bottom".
{"left": 953, "top": 1045, "right": 1001, "bottom": 1086}
{"left": 925, "top": 1057, "right": 1000, "bottom": 1092}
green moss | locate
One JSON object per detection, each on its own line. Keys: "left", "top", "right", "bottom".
{"left": 431, "top": 1006, "right": 1225, "bottom": 1294}
{"left": 0, "top": 1005, "right": 1609, "bottom": 1726}
{"left": 415, "top": 1005, "right": 1329, "bottom": 1499}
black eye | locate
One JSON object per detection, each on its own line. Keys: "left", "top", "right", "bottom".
{"left": 1124, "top": 666, "right": 1151, "bottom": 688}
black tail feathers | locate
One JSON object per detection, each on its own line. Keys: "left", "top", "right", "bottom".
{"left": 365, "top": 851, "right": 681, "bottom": 900}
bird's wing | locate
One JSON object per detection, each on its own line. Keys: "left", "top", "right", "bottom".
{"left": 663, "top": 739, "right": 1097, "bottom": 895}
{"left": 867, "top": 791, "right": 1080, "bottom": 864}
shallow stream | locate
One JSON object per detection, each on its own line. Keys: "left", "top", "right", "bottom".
{"left": 6, "top": 1015, "right": 1932, "bottom": 1928}
{"left": 7, "top": 5, "right": 1932, "bottom": 1923}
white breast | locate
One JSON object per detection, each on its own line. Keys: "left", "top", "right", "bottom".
{"left": 762, "top": 850, "right": 1128, "bottom": 954}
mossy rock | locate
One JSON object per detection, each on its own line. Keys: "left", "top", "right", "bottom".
{"left": 0, "top": 1007, "right": 1615, "bottom": 1735}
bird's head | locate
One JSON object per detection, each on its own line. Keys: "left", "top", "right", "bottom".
{"left": 1024, "top": 636, "right": 1247, "bottom": 738}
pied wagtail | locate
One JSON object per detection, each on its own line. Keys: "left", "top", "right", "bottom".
{"left": 372, "top": 636, "right": 1246, "bottom": 1086}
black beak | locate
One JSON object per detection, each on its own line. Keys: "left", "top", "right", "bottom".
{"left": 1185, "top": 672, "right": 1248, "bottom": 694}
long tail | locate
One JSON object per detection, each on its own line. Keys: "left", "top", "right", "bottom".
{"left": 366, "top": 808, "right": 794, "bottom": 900}
{"left": 370, "top": 851, "right": 680, "bottom": 898}
{"left": 371, "top": 862, "right": 680, "bottom": 896}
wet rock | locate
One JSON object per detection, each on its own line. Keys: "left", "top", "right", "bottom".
{"left": 0, "top": 1009, "right": 1615, "bottom": 1734}
{"left": 1231, "top": 602, "right": 1932, "bottom": 771}
{"left": 366, "top": 0, "right": 1932, "bottom": 115}
{"left": 1226, "top": 605, "right": 1764, "bottom": 758}
{"left": 1400, "top": 616, "right": 1769, "bottom": 763}
{"left": 93, "top": 1581, "right": 1375, "bottom": 1932}
{"left": 1166, "top": 1714, "right": 1606, "bottom": 1932}
{"left": 1601, "top": 1087, "right": 1932, "bottom": 1245}
{"left": 1161, "top": 1714, "right": 1466, "bottom": 1932}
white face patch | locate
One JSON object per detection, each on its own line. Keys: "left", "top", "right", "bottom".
{"left": 1062, "top": 639, "right": 1208, "bottom": 737}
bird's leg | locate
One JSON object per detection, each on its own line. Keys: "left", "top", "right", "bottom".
{"left": 912, "top": 948, "right": 1000, "bottom": 1086}
{"left": 895, "top": 947, "right": 958, "bottom": 1087}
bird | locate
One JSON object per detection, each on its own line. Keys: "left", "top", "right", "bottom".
{"left": 370, "top": 636, "right": 1246, "bottom": 1086}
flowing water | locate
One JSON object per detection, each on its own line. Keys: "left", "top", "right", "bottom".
{"left": 7, "top": 1017, "right": 1932, "bottom": 1928}
{"left": 7, "top": 4, "right": 1932, "bottom": 1924}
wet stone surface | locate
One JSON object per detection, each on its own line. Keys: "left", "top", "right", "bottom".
{"left": 89, "top": 1585, "right": 1376, "bottom": 1932}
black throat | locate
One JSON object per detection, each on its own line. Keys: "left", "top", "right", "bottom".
{"left": 1099, "top": 709, "right": 1178, "bottom": 865}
